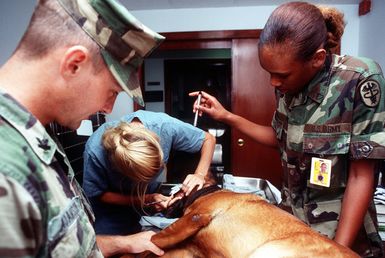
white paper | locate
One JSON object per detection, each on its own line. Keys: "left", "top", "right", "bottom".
{"left": 76, "top": 119, "right": 93, "bottom": 136}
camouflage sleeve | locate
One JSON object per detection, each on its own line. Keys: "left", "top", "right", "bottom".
{"left": 0, "top": 173, "right": 42, "bottom": 257}
{"left": 350, "top": 71, "right": 385, "bottom": 159}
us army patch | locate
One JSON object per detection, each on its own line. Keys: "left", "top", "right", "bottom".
{"left": 359, "top": 80, "right": 381, "bottom": 107}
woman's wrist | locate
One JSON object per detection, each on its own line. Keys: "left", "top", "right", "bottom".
{"left": 194, "top": 171, "right": 207, "bottom": 177}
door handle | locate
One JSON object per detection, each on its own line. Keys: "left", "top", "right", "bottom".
{"left": 237, "top": 138, "right": 244, "bottom": 147}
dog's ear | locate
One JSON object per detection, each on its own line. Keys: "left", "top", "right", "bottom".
{"left": 204, "top": 171, "right": 218, "bottom": 187}
{"left": 164, "top": 197, "right": 185, "bottom": 218}
{"left": 152, "top": 212, "right": 213, "bottom": 249}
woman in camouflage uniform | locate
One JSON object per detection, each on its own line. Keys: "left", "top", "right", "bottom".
{"left": 191, "top": 2, "right": 385, "bottom": 257}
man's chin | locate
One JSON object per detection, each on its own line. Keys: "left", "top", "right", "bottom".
{"left": 54, "top": 116, "right": 91, "bottom": 131}
{"left": 62, "top": 121, "right": 82, "bottom": 131}
{"left": 74, "top": 120, "right": 84, "bottom": 131}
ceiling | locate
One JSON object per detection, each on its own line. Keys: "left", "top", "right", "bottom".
{"left": 120, "top": 0, "right": 360, "bottom": 11}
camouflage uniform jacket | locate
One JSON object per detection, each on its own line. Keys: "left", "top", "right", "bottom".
{"left": 0, "top": 89, "right": 103, "bottom": 257}
{"left": 272, "top": 54, "right": 385, "bottom": 257}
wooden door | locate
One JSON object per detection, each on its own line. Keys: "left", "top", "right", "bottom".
{"left": 154, "top": 31, "right": 283, "bottom": 188}
{"left": 231, "top": 39, "right": 282, "bottom": 188}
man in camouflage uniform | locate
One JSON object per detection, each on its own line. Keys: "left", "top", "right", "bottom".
{"left": 272, "top": 54, "right": 385, "bottom": 257}
{"left": 0, "top": 0, "right": 164, "bottom": 257}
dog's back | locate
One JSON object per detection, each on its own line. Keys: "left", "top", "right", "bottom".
{"left": 138, "top": 190, "right": 359, "bottom": 258}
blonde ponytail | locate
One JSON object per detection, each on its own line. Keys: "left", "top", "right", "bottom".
{"left": 102, "top": 122, "right": 164, "bottom": 183}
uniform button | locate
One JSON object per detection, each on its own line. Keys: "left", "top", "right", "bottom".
{"left": 308, "top": 143, "right": 313, "bottom": 149}
{"left": 299, "top": 162, "right": 306, "bottom": 170}
{"left": 289, "top": 169, "right": 295, "bottom": 176}
{"left": 362, "top": 145, "right": 370, "bottom": 152}
{"left": 291, "top": 193, "right": 296, "bottom": 199}
{"left": 337, "top": 143, "right": 342, "bottom": 148}
{"left": 283, "top": 190, "right": 289, "bottom": 197}
{"left": 312, "top": 211, "right": 320, "bottom": 217}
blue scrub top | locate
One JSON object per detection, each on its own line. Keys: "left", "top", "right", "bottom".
{"left": 82, "top": 110, "right": 205, "bottom": 234}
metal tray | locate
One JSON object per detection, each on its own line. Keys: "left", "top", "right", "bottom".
{"left": 222, "top": 174, "right": 279, "bottom": 204}
{"left": 157, "top": 183, "right": 179, "bottom": 196}
{"left": 157, "top": 176, "right": 280, "bottom": 205}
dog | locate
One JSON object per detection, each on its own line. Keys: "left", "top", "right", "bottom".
{"left": 123, "top": 187, "right": 359, "bottom": 258}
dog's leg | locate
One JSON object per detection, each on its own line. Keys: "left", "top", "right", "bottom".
{"left": 158, "top": 248, "right": 195, "bottom": 258}
{"left": 152, "top": 212, "right": 212, "bottom": 248}
{"left": 133, "top": 247, "right": 196, "bottom": 258}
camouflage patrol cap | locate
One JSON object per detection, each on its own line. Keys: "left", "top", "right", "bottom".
{"left": 57, "top": 0, "right": 165, "bottom": 106}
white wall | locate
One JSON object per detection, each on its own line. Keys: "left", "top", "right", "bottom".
{"left": 143, "top": 59, "right": 165, "bottom": 113}
{"left": 130, "top": 4, "right": 359, "bottom": 56}
{"left": 358, "top": 0, "right": 385, "bottom": 69}
{"left": 0, "top": 1, "right": 36, "bottom": 65}
{"left": 0, "top": 2, "right": 362, "bottom": 64}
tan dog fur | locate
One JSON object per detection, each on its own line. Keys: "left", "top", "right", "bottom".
{"left": 128, "top": 190, "right": 359, "bottom": 258}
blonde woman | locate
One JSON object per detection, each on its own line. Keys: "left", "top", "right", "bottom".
{"left": 83, "top": 110, "right": 215, "bottom": 235}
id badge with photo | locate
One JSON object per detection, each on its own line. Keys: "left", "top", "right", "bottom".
{"left": 310, "top": 157, "right": 332, "bottom": 187}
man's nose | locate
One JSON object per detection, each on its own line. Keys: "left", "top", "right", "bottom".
{"left": 270, "top": 77, "right": 282, "bottom": 88}
{"left": 100, "top": 95, "right": 117, "bottom": 114}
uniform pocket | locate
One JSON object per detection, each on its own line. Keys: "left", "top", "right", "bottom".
{"left": 304, "top": 199, "right": 342, "bottom": 238}
{"left": 303, "top": 123, "right": 351, "bottom": 155}
{"left": 48, "top": 196, "right": 98, "bottom": 258}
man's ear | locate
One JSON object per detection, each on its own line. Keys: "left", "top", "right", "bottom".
{"left": 312, "top": 48, "right": 327, "bottom": 69}
{"left": 60, "top": 46, "right": 90, "bottom": 77}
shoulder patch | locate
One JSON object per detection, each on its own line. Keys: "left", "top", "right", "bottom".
{"left": 359, "top": 80, "right": 381, "bottom": 107}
